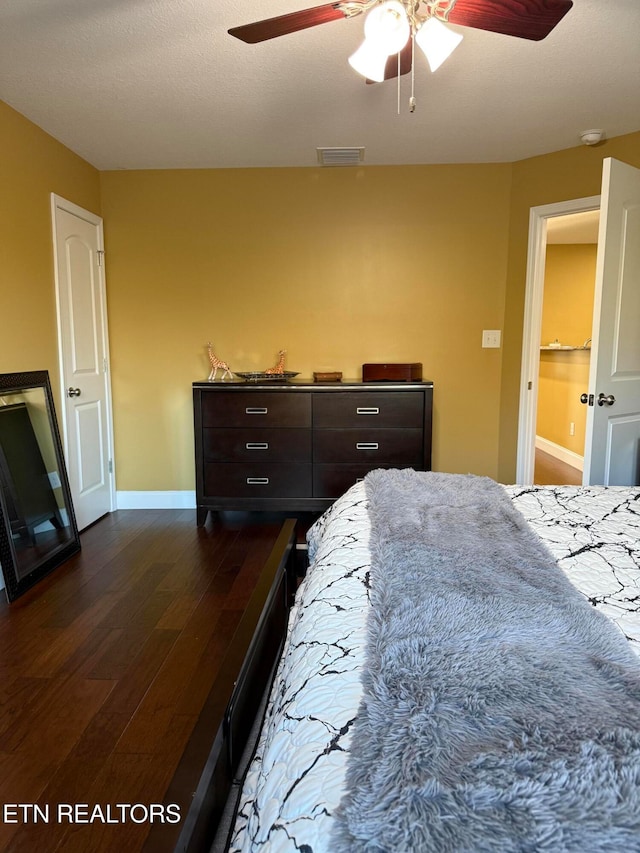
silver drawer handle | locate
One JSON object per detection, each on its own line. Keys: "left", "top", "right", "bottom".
{"left": 246, "top": 442, "right": 269, "bottom": 450}
{"left": 356, "top": 407, "right": 379, "bottom": 415}
{"left": 246, "top": 477, "right": 269, "bottom": 485}
{"left": 246, "top": 407, "right": 268, "bottom": 414}
{"left": 356, "top": 442, "right": 379, "bottom": 450}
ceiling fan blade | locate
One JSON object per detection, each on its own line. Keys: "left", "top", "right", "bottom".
{"left": 228, "top": 2, "right": 361, "bottom": 44}
{"left": 444, "top": 0, "right": 573, "bottom": 41}
{"left": 366, "top": 39, "right": 413, "bottom": 84}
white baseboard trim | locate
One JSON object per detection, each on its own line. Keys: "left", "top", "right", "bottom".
{"left": 116, "top": 490, "right": 196, "bottom": 510}
{"left": 535, "top": 436, "right": 584, "bottom": 472}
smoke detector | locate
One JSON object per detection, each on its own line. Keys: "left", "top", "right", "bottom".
{"left": 580, "top": 129, "right": 605, "bottom": 146}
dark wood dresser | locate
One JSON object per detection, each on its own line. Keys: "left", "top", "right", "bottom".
{"left": 193, "top": 379, "right": 433, "bottom": 524}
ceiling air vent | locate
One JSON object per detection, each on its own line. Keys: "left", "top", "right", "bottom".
{"left": 316, "top": 147, "right": 365, "bottom": 167}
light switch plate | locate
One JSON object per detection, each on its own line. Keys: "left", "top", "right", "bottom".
{"left": 482, "top": 330, "right": 501, "bottom": 348}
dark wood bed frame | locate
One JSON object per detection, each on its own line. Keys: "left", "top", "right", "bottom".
{"left": 145, "top": 519, "right": 298, "bottom": 853}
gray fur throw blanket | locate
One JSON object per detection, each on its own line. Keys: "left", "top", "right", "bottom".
{"left": 332, "top": 470, "right": 640, "bottom": 852}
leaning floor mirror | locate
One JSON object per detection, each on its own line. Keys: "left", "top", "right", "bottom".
{"left": 0, "top": 371, "right": 80, "bottom": 602}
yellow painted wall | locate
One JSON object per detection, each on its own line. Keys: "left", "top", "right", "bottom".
{"left": 498, "top": 130, "right": 640, "bottom": 483}
{"left": 2, "top": 93, "right": 639, "bottom": 494}
{"left": 0, "top": 100, "right": 101, "bottom": 414}
{"left": 540, "top": 244, "right": 596, "bottom": 349}
{"left": 537, "top": 350, "right": 590, "bottom": 454}
{"left": 100, "top": 165, "right": 512, "bottom": 490}
{"left": 536, "top": 244, "right": 596, "bottom": 455}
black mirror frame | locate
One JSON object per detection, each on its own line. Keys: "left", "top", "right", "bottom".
{"left": 0, "top": 370, "right": 80, "bottom": 601}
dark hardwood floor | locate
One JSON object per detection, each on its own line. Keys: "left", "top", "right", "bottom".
{"left": 534, "top": 449, "right": 582, "bottom": 486}
{"left": 0, "top": 508, "right": 301, "bottom": 853}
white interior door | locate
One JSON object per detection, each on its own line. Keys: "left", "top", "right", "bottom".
{"left": 51, "top": 195, "right": 114, "bottom": 529}
{"left": 583, "top": 158, "right": 640, "bottom": 485}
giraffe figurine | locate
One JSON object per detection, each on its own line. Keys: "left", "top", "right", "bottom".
{"left": 206, "top": 343, "right": 232, "bottom": 381}
{"left": 264, "top": 350, "right": 287, "bottom": 375}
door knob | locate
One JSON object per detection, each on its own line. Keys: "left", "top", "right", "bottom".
{"left": 67, "top": 387, "right": 81, "bottom": 398}
{"left": 597, "top": 393, "right": 615, "bottom": 407}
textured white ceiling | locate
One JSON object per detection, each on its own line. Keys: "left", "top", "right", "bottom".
{"left": 0, "top": 0, "right": 638, "bottom": 170}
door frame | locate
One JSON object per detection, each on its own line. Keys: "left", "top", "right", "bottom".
{"left": 50, "top": 193, "right": 116, "bottom": 517}
{"left": 516, "top": 194, "right": 601, "bottom": 484}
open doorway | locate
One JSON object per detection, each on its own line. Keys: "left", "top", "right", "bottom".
{"left": 516, "top": 195, "right": 600, "bottom": 485}
{"left": 518, "top": 160, "right": 640, "bottom": 487}
{"left": 534, "top": 210, "right": 599, "bottom": 485}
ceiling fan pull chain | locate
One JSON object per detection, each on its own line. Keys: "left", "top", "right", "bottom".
{"left": 397, "top": 50, "right": 401, "bottom": 114}
{"left": 409, "top": 30, "right": 416, "bottom": 112}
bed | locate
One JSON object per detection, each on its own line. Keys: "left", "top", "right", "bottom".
{"left": 218, "top": 470, "right": 640, "bottom": 852}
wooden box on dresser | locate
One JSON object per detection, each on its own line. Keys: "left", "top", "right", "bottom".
{"left": 193, "top": 379, "right": 433, "bottom": 524}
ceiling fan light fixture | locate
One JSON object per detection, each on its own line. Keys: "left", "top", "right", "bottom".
{"left": 349, "top": 0, "right": 411, "bottom": 81}
{"left": 364, "top": 0, "right": 411, "bottom": 55}
{"left": 415, "top": 17, "right": 463, "bottom": 72}
{"left": 348, "top": 39, "right": 390, "bottom": 82}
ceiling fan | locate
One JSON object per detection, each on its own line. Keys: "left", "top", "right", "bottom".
{"left": 229, "top": 0, "right": 573, "bottom": 87}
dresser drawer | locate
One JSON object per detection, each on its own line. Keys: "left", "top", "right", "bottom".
{"left": 313, "top": 392, "right": 423, "bottom": 429}
{"left": 202, "top": 392, "right": 311, "bottom": 428}
{"left": 314, "top": 463, "right": 396, "bottom": 499}
{"left": 313, "top": 428, "right": 424, "bottom": 464}
{"left": 204, "top": 463, "right": 312, "bottom": 498}
{"left": 203, "top": 428, "right": 311, "bottom": 462}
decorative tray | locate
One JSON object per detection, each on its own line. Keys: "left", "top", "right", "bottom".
{"left": 234, "top": 371, "right": 300, "bottom": 382}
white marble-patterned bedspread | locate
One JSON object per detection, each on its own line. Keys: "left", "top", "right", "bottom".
{"left": 229, "top": 481, "right": 640, "bottom": 852}
{"left": 506, "top": 485, "right": 640, "bottom": 653}
{"left": 229, "top": 483, "right": 371, "bottom": 852}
